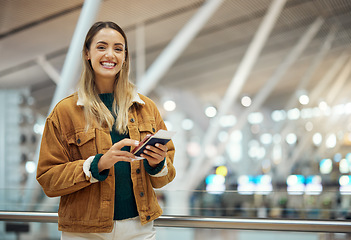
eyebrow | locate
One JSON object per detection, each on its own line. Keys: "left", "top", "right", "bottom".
{"left": 96, "top": 41, "right": 125, "bottom": 47}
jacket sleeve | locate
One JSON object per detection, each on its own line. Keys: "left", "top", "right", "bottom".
{"left": 36, "top": 117, "right": 92, "bottom": 197}
{"left": 148, "top": 105, "right": 176, "bottom": 189}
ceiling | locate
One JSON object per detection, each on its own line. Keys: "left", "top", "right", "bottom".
{"left": 1, "top": 0, "right": 351, "bottom": 196}
{"left": 1, "top": 0, "right": 351, "bottom": 117}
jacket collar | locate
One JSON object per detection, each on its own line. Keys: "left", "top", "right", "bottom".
{"left": 77, "top": 92, "right": 145, "bottom": 106}
{"left": 131, "top": 93, "right": 145, "bottom": 105}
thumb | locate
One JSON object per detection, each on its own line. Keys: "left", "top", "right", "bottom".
{"left": 113, "top": 138, "right": 139, "bottom": 150}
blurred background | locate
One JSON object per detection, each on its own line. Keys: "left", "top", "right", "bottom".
{"left": 1, "top": 0, "right": 351, "bottom": 239}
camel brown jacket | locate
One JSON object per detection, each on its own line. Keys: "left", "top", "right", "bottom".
{"left": 36, "top": 92, "right": 175, "bottom": 233}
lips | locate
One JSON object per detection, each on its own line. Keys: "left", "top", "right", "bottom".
{"left": 101, "top": 61, "right": 116, "bottom": 69}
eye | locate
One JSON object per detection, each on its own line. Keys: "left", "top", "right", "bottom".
{"left": 115, "top": 47, "right": 124, "bottom": 52}
{"left": 97, "top": 45, "right": 105, "bottom": 50}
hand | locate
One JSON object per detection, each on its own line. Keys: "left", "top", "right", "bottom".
{"left": 140, "top": 143, "right": 168, "bottom": 168}
{"left": 98, "top": 139, "right": 139, "bottom": 172}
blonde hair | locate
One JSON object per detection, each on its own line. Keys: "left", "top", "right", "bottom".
{"left": 77, "top": 21, "right": 136, "bottom": 134}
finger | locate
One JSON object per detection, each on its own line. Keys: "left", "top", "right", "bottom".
{"left": 145, "top": 145, "right": 167, "bottom": 157}
{"left": 99, "top": 153, "right": 134, "bottom": 170}
{"left": 141, "top": 152, "right": 165, "bottom": 168}
{"left": 112, "top": 157, "right": 134, "bottom": 163}
{"left": 117, "top": 156, "right": 134, "bottom": 162}
{"left": 112, "top": 139, "right": 139, "bottom": 150}
{"left": 142, "top": 149, "right": 164, "bottom": 161}
{"left": 140, "top": 154, "right": 159, "bottom": 165}
{"left": 143, "top": 149, "right": 163, "bottom": 160}
{"left": 154, "top": 143, "right": 168, "bottom": 151}
{"left": 111, "top": 150, "right": 136, "bottom": 159}
{"left": 109, "top": 152, "right": 138, "bottom": 162}
{"left": 107, "top": 148, "right": 138, "bottom": 160}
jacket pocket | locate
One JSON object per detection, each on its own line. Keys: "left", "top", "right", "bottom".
{"left": 58, "top": 185, "right": 97, "bottom": 221}
{"left": 138, "top": 119, "right": 157, "bottom": 141}
{"left": 67, "top": 129, "right": 97, "bottom": 160}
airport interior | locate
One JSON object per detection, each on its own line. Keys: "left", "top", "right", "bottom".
{"left": 1, "top": 0, "right": 351, "bottom": 239}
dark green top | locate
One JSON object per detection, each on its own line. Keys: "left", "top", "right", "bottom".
{"left": 90, "top": 93, "right": 165, "bottom": 220}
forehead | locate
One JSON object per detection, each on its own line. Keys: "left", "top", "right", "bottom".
{"left": 92, "top": 28, "right": 125, "bottom": 45}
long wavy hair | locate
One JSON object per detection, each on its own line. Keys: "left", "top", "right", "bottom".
{"left": 77, "top": 21, "right": 136, "bottom": 134}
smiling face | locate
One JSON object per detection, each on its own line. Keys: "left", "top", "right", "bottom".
{"left": 86, "top": 28, "right": 126, "bottom": 92}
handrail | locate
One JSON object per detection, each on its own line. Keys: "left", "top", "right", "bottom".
{"left": 0, "top": 211, "right": 351, "bottom": 233}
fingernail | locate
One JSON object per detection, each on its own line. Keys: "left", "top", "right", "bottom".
{"left": 156, "top": 144, "right": 159, "bottom": 147}
{"left": 146, "top": 146, "right": 150, "bottom": 149}
{"left": 135, "top": 141, "right": 139, "bottom": 145}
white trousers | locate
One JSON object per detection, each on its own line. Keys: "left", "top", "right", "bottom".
{"left": 61, "top": 217, "right": 156, "bottom": 240}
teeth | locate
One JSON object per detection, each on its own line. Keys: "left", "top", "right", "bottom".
{"left": 102, "top": 62, "right": 115, "bottom": 67}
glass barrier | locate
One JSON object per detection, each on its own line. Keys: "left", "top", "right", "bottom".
{"left": 1, "top": 188, "right": 351, "bottom": 239}
{"left": 1, "top": 216, "right": 351, "bottom": 240}
{"left": 156, "top": 228, "right": 351, "bottom": 240}
{"left": 1, "top": 188, "right": 351, "bottom": 219}
{"left": 168, "top": 189, "right": 351, "bottom": 220}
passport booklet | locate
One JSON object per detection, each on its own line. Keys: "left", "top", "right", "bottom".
{"left": 131, "top": 129, "right": 176, "bottom": 159}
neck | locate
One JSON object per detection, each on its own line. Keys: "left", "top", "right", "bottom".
{"left": 95, "top": 77, "right": 115, "bottom": 94}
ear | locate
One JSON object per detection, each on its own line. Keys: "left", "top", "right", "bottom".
{"left": 124, "top": 49, "right": 128, "bottom": 61}
{"left": 85, "top": 50, "right": 90, "bottom": 60}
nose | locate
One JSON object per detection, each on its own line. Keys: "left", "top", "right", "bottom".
{"left": 105, "top": 48, "right": 114, "bottom": 58}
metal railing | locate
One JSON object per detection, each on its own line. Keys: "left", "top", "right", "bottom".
{"left": 1, "top": 211, "right": 351, "bottom": 233}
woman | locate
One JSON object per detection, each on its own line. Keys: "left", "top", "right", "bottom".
{"left": 36, "top": 21, "right": 176, "bottom": 239}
